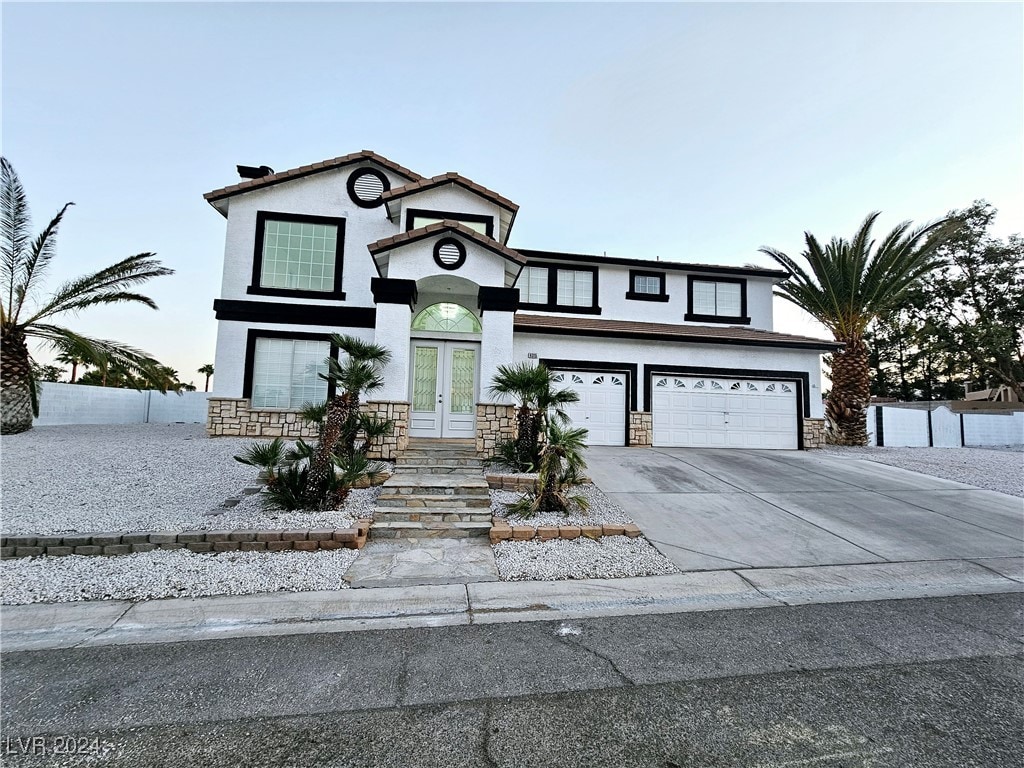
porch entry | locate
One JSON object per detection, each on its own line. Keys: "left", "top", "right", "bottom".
{"left": 408, "top": 341, "right": 479, "bottom": 438}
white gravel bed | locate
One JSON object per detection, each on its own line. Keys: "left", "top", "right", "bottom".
{"left": 216, "top": 486, "right": 380, "bottom": 530}
{"left": 490, "top": 483, "right": 633, "bottom": 528}
{"left": 1, "top": 423, "right": 389, "bottom": 534}
{"left": 822, "top": 446, "right": 1024, "bottom": 498}
{"left": 493, "top": 536, "right": 678, "bottom": 581}
{"left": 0, "top": 548, "right": 359, "bottom": 604}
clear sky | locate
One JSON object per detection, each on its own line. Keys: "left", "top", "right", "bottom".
{"left": 3, "top": 1, "right": 1021, "bottom": 389}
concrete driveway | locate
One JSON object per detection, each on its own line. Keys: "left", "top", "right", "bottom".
{"left": 586, "top": 447, "right": 1024, "bottom": 573}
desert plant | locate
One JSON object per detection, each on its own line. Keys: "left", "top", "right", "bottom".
{"left": 198, "top": 363, "right": 214, "bottom": 392}
{"left": 760, "top": 212, "right": 960, "bottom": 444}
{"left": 303, "top": 335, "right": 392, "bottom": 508}
{"left": 505, "top": 421, "right": 590, "bottom": 517}
{"left": 1, "top": 158, "right": 173, "bottom": 432}
{"left": 486, "top": 362, "right": 579, "bottom": 470}
{"left": 233, "top": 438, "right": 287, "bottom": 484}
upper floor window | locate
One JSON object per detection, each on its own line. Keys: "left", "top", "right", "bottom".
{"left": 626, "top": 270, "right": 668, "bottom": 302}
{"left": 405, "top": 209, "right": 494, "bottom": 238}
{"left": 685, "top": 276, "right": 749, "bottom": 323}
{"left": 250, "top": 211, "right": 346, "bottom": 299}
{"left": 520, "top": 266, "right": 549, "bottom": 304}
{"left": 517, "top": 262, "right": 600, "bottom": 314}
{"left": 557, "top": 269, "right": 594, "bottom": 307}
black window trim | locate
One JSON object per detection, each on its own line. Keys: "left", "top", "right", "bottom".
{"left": 626, "top": 269, "right": 669, "bottom": 302}
{"left": 404, "top": 208, "right": 495, "bottom": 239}
{"left": 248, "top": 210, "right": 347, "bottom": 300}
{"left": 517, "top": 261, "right": 601, "bottom": 315}
{"left": 243, "top": 329, "right": 339, "bottom": 405}
{"left": 685, "top": 275, "right": 749, "bottom": 324}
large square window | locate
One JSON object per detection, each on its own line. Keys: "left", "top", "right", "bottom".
{"left": 250, "top": 337, "right": 330, "bottom": 408}
{"left": 251, "top": 212, "right": 345, "bottom": 298}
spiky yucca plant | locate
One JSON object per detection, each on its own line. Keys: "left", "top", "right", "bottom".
{"left": 760, "top": 213, "right": 959, "bottom": 445}
{"left": 506, "top": 421, "right": 590, "bottom": 517}
{"left": 1, "top": 158, "right": 173, "bottom": 433}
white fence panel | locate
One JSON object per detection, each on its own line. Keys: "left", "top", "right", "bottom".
{"left": 930, "top": 406, "right": 962, "bottom": 448}
{"left": 881, "top": 407, "right": 930, "bottom": 447}
{"left": 146, "top": 391, "right": 210, "bottom": 424}
{"left": 33, "top": 383, "right": 208, "bottom": 426}
{"left": 865, "top": 405, "right": 877, "bottom": 446}
{"left": 963, "top": 411, "right": 1024, "bottom": 447}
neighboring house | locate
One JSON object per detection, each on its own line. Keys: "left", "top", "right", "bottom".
{"left": 204, "top": 150, "right": 838, "bottom": 455}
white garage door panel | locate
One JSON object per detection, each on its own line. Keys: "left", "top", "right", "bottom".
{"left": 552, "top": 370, "right": 626, "bottom": 446}
{"left": 652, "top": 376, "right": 798, "bottom": 450}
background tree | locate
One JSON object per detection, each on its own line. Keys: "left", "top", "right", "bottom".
{"left": 920, "top": 201, "right": 1023, "bottom": 401}
{"left": 198, "top": 363, "right": 214, "bottom": 392}
{"left": 1, "top": 158, "right": 173, "bottom": 433}
{"left": 55, "top": 348, "right": 91, "bottom": 383}
{"left": 760, "top": 212, "right": 958, "bottom": 445}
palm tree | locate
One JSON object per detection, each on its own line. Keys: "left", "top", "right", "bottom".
{"left": 198, "top": 363, "right": 214, "bottom": 392}
{"left": 759, "top": 212, "right": 959, "bottom": 445}
{"left": 55, "top": 349, "right": 91, "bottom": 383}
{"left": 1, "top": 158, "right": 174, "bottom": 433}
{"left": 487, "top": 362, "right": 579, "bottom": 468}
{"left": 303, "top": 334, "right": 391, "bottom": 509}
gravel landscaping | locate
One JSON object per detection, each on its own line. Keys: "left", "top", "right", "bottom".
{"left": 0, "top": 548, "right": 359, "bottom": 605}
{"left": 1, "top": 424, "right": 384, "bottom": 534}
{"left": 822, "top": 446, "right": 1024, "bottom": 498}
{"left": 490, "top": 483, "right": 633, "bottom": 528}
{"left": 493, "top": 536, "right": 678, "bottom": 581}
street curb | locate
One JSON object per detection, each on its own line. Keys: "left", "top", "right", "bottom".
{"left": 2, "top": 557, "right": 1021, "bottom": 651}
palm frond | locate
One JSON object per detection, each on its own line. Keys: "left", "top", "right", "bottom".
{"left": 1, "top": 157, "right": 32, "bottom": 319}
{"left": 328, "top": 333, "right": 392, "bottom": 366}
{"left": 25, "top": 253, "right": 172, "bottom": 324}
{"left": 25, "top": 324, "right": 167, "bottom": 390}
{"left": 10, "top": 202, "right": 73, "bottom": 323}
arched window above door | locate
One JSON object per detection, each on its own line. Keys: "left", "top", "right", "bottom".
{"left": 411, "top": 302, "right": 482, "bottom": 333}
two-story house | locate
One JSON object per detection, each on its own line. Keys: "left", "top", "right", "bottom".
{"left": 204, "top": 150, "right": 837, "bottom": 456}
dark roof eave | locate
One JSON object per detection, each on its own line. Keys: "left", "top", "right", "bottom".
{"left": 512, "top": 321, "right": 843, "bottom": 352}
{"left": 368, "top": 220, "right": 526, "bottom": 266}
{"left": 515, "top": 249, "right": 790, "bottom": 279}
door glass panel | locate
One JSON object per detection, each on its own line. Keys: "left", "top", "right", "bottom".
{"left": 412, "top": 346, "right": 438, "bottom": 412}
{"left": 449, "top": 348, "right": 476, "bottom": 414}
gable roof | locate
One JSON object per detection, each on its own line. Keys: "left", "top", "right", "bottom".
{"left": 367, "top": 220, "right": 526, "bottom": 265}
{"left": 382, "top": 172, "right": 519, "bottom": 213}
{"left": 513, "top": 314, "right": 842, "bottom": 351}
{"left": 203, "top": 150, "right": 424, "bottom": 206}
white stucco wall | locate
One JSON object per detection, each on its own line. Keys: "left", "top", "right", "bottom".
{"left": 512, "top": 332, "right": 826, "bottom": 418}
{"left": 211, "top": 320, "right": 375, "bottom": 398}
{"left": 395, "top": 186, "right": 503, "bottom": 237}
{"left": 515, "top": 263, "right": 778, "bottom": 330}
{"left": 385, "top": 236, "right": 509, "bottom": 288}
{"left": 217, "top": 165, "right": 407, "bottom": 308}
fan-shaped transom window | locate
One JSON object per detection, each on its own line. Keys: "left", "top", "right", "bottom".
{"left": 711, "top": 381, "right": 724, "bottom": 390}
{"left": 766, "top": 383, "right": 777, "bottom": 392}
{"left": 611, "top": 376, "right": 623, "bottom": 386}
{"left": 674, "top": 379, "right": 686, "bottom": 388}
{"left": 693, "top": 380, "right": 706, "bottom": 389}
{"left": 571, "top": 374, "right": 584, "bottom": 384}
{"left": 730, "top": 382, "right": 741, "bottom": 390}
{"left": 781, "top": 383, "right": 793, "bottom": 393}
{"left": 655, "top": 378, "right": 667, "bottom": 387}
{"left": 746, "top": 383, "right": 758, "bottom": 391}
{"left": 553, "top": 373, "right": 565, "bottom": 383}
{"left": 411, "top": 303, "right": 481, "bottom": 333}
{"left": 593, "top": 376, "right": 605, "bottom": 385}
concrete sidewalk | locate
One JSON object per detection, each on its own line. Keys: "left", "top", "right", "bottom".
{"left": 4, "top": 555, "right": 1020, "bottom": 651}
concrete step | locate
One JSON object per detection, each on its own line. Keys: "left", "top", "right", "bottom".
{"left": 382, "top": 478, "right": 489, "bottom": 497}
{"left": 392, "top": 466, "right": 479, "bottom": 475}
{"left": 397, "top": 453, "right": 481, "bottom": 464}
{"left": 374, "top": 510, "right": 494, "bottom": 524}
{"left": 377, "top": 495, "right": 492, "bottom": 509}
{"left": 370, "top": 521, "right": 491, "bottom": 539}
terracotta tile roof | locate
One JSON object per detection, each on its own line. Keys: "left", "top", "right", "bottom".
{"left": 367, "top": 220, "right": 526, "bottom": 265}
{"left": 203, "top": 150, "right": 424, "bottom": 203}
{"left": 513, "top": 313, "right": 842, "bottom": 350}
{"left": 381, "top": 172, "right": 519, "bottom": 212}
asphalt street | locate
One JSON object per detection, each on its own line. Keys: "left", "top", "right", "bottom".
{"left": 2, "top": 593, "right": 1021, "bottom": 767}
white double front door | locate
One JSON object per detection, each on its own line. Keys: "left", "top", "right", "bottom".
{"left": 408, "top": 341, "right": 479, "bottom": 438}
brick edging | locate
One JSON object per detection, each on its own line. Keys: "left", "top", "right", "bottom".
{"left": 488, "top": 517, "right": 642, "bottom": 544}
{"left": 0, "top": 521, "right": 371, "bottom": 559}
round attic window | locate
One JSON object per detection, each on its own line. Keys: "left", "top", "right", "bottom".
{"left": 433, "top": 238, "right": 466, "bottom": 271}
{"left": 347, "top": 168, "right": 389, "bottom": 208}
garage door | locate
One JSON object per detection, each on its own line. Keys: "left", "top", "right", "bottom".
{"left": 651, "top": 375, "right": 798, "bottom": 449}
{"left": 552, "top": 370, "right": 627, "bottom": 446}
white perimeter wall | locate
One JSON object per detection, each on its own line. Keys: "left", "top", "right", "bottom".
{"left": 867, "top": 404, "right": 1023, "bottom": 447}
{"left": 33, "top": 383, "right": 210, "bottom": 426}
